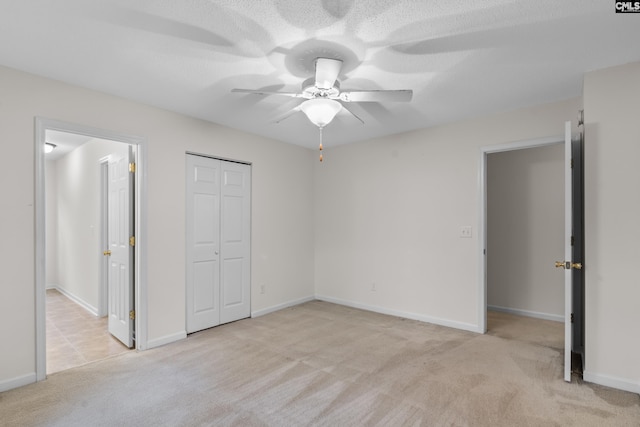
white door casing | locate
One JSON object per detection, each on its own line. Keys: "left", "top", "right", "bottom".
{"left": 35, "top": 117, "right": 147, "bottom": 383}
{"left": 186, "top": 154, "right": 251, "bottom": 333}
{"left": 107, "top": 148, "right": 134, "bottom": 347}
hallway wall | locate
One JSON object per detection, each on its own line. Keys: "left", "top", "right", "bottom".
{"left": 45, "top": 160, "right": 59, "bottom": 287}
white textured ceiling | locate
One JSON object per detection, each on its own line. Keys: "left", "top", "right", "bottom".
{"left": 1, "top": 1, "right": 639, "bottom": 149}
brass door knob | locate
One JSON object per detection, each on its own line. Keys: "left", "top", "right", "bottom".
{"left": 555, "top": 261, "right": 582, "bottom": 270}
{"left": 103, "top": 250, "right": 112, "bottom": 256}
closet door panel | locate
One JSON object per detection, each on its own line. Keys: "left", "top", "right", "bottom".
{"left": 220, "top": 162, "right": 251, "bottom": 324}
{"left": 186, "top": 155, "right": 221, "bottom": 333}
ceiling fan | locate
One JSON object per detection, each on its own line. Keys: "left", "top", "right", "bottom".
{"left": 232, "top": 57, "right": 413, "bottom": 125}
{"left": 231, "top": 57, "right": 413, "bottom": 161}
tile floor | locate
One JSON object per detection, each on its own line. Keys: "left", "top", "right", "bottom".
{"left": 46, "top": 289, "right": 130, "bottom": 374}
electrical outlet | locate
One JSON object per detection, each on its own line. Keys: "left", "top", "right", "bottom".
{"left": 460, "top": 226, "right": 472, "bottom": 238}
{"left": 260, "top": 284, "right": 265, "bottom": 294}
{"left": 371, "top": 283, "right": 377, "bottom": 292}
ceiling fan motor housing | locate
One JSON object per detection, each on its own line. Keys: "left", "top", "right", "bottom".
{"left": 301, "top": 77, "right": 340, "bottom": 99}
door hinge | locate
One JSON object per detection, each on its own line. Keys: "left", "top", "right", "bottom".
{"left": 129, "top": 236, "right": 135, "bottom": 247}
{"left": 571, "top": 235, "right": 575, "bottom": 246}
{"left": 129, "top": 310, "right": 135, "bottom": 320}
{"left": 129, "top": 162, "right": 136, "bottom": 173}
{"left": 571, "top": 313, "right": 574, "bottom": 323}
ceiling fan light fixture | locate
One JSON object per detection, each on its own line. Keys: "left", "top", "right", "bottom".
{"left": 300, "top": 98, "right": 342, "bottom": 128}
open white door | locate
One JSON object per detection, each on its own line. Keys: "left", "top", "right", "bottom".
{"left": 107, "top": 148, "right": 134, "bottom": 347}
{"left": 561, "top": 121, "right": 575, "bottom": 382}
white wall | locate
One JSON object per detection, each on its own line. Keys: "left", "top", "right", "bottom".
{"left": 45, "top": 160, "right": 59, "bottom": 287}
{"left": 583, "top": 61, "right": 640, "bottom": 393}
{"left": 487, "top": 144, "right": 564, "bottom": 321}
{"left": 0, "top": 65, "right": 316, "bottom": 390}
{"left": 315, "top": 98, "right": 581, "bottom": 331}
{"left": 55, "top": 138, "right": 128, "bottom": 313}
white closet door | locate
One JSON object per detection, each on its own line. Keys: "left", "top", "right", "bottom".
{"left": 186, "top": 155, "right": 251, "bottom": 333}
{"left": 186, "top": 155, "right": 221, "bottom": 333}
{"left": 220, "top": 161, "right": 251, "bottom": 324}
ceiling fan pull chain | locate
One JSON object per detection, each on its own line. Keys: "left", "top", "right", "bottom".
{"left": 319, "top": 127, "right": 324, "bottom": 162}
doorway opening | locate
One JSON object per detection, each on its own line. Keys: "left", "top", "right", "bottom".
{"left": 478, "top": 130, "right": 585, "bottom": 380}
{"left": 486, "top": 142, "right": 565, "bottom": 351}
{"left": 35, "top": 118, "right": 148, "bottom": 381}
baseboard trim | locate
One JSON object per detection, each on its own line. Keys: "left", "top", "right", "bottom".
{"left": 251, "top": 296, "right": 315, "bottom": 318}
{"left": 0, "top": 372, "right": 36, "bottom": 392}
{"left": 316, "top": 295, "right": 482, "bottom": 333}
{"left": 146, "top": 331, "right": 187, "bottom": 350}
{"left": 488, "top": 305, "right": 563, "bottom": 323}
{"left": 53, "top": 285, "right": 99, "bottom": 317}
{"left": 583, "top": 371, "right": 640, "bottom": 394}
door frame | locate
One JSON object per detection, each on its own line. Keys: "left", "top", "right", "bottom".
{"left": 477, "top": 135, "right": 563, "bottom": 333}
{"left": 34, "top": 117, "right": 149, "bottom": 381}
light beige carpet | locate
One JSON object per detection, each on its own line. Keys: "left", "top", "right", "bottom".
{"left": 1, "top": 301, "right": 638, "bottom": 426}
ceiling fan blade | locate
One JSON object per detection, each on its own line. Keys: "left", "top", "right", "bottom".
{"left": 271, "top": 106, "right": 302, "bottom": 124}
{"left": 315, "top": 58, "right": 343, "bottom": 90}
{"left": 339, "top": 90, "right": 413, "bottom": 103}
{"left": 231, "top": 88, "right": 303, "bottom": 98}
{"left": 339, "top": 103, "right": 365, "bottom": 124}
